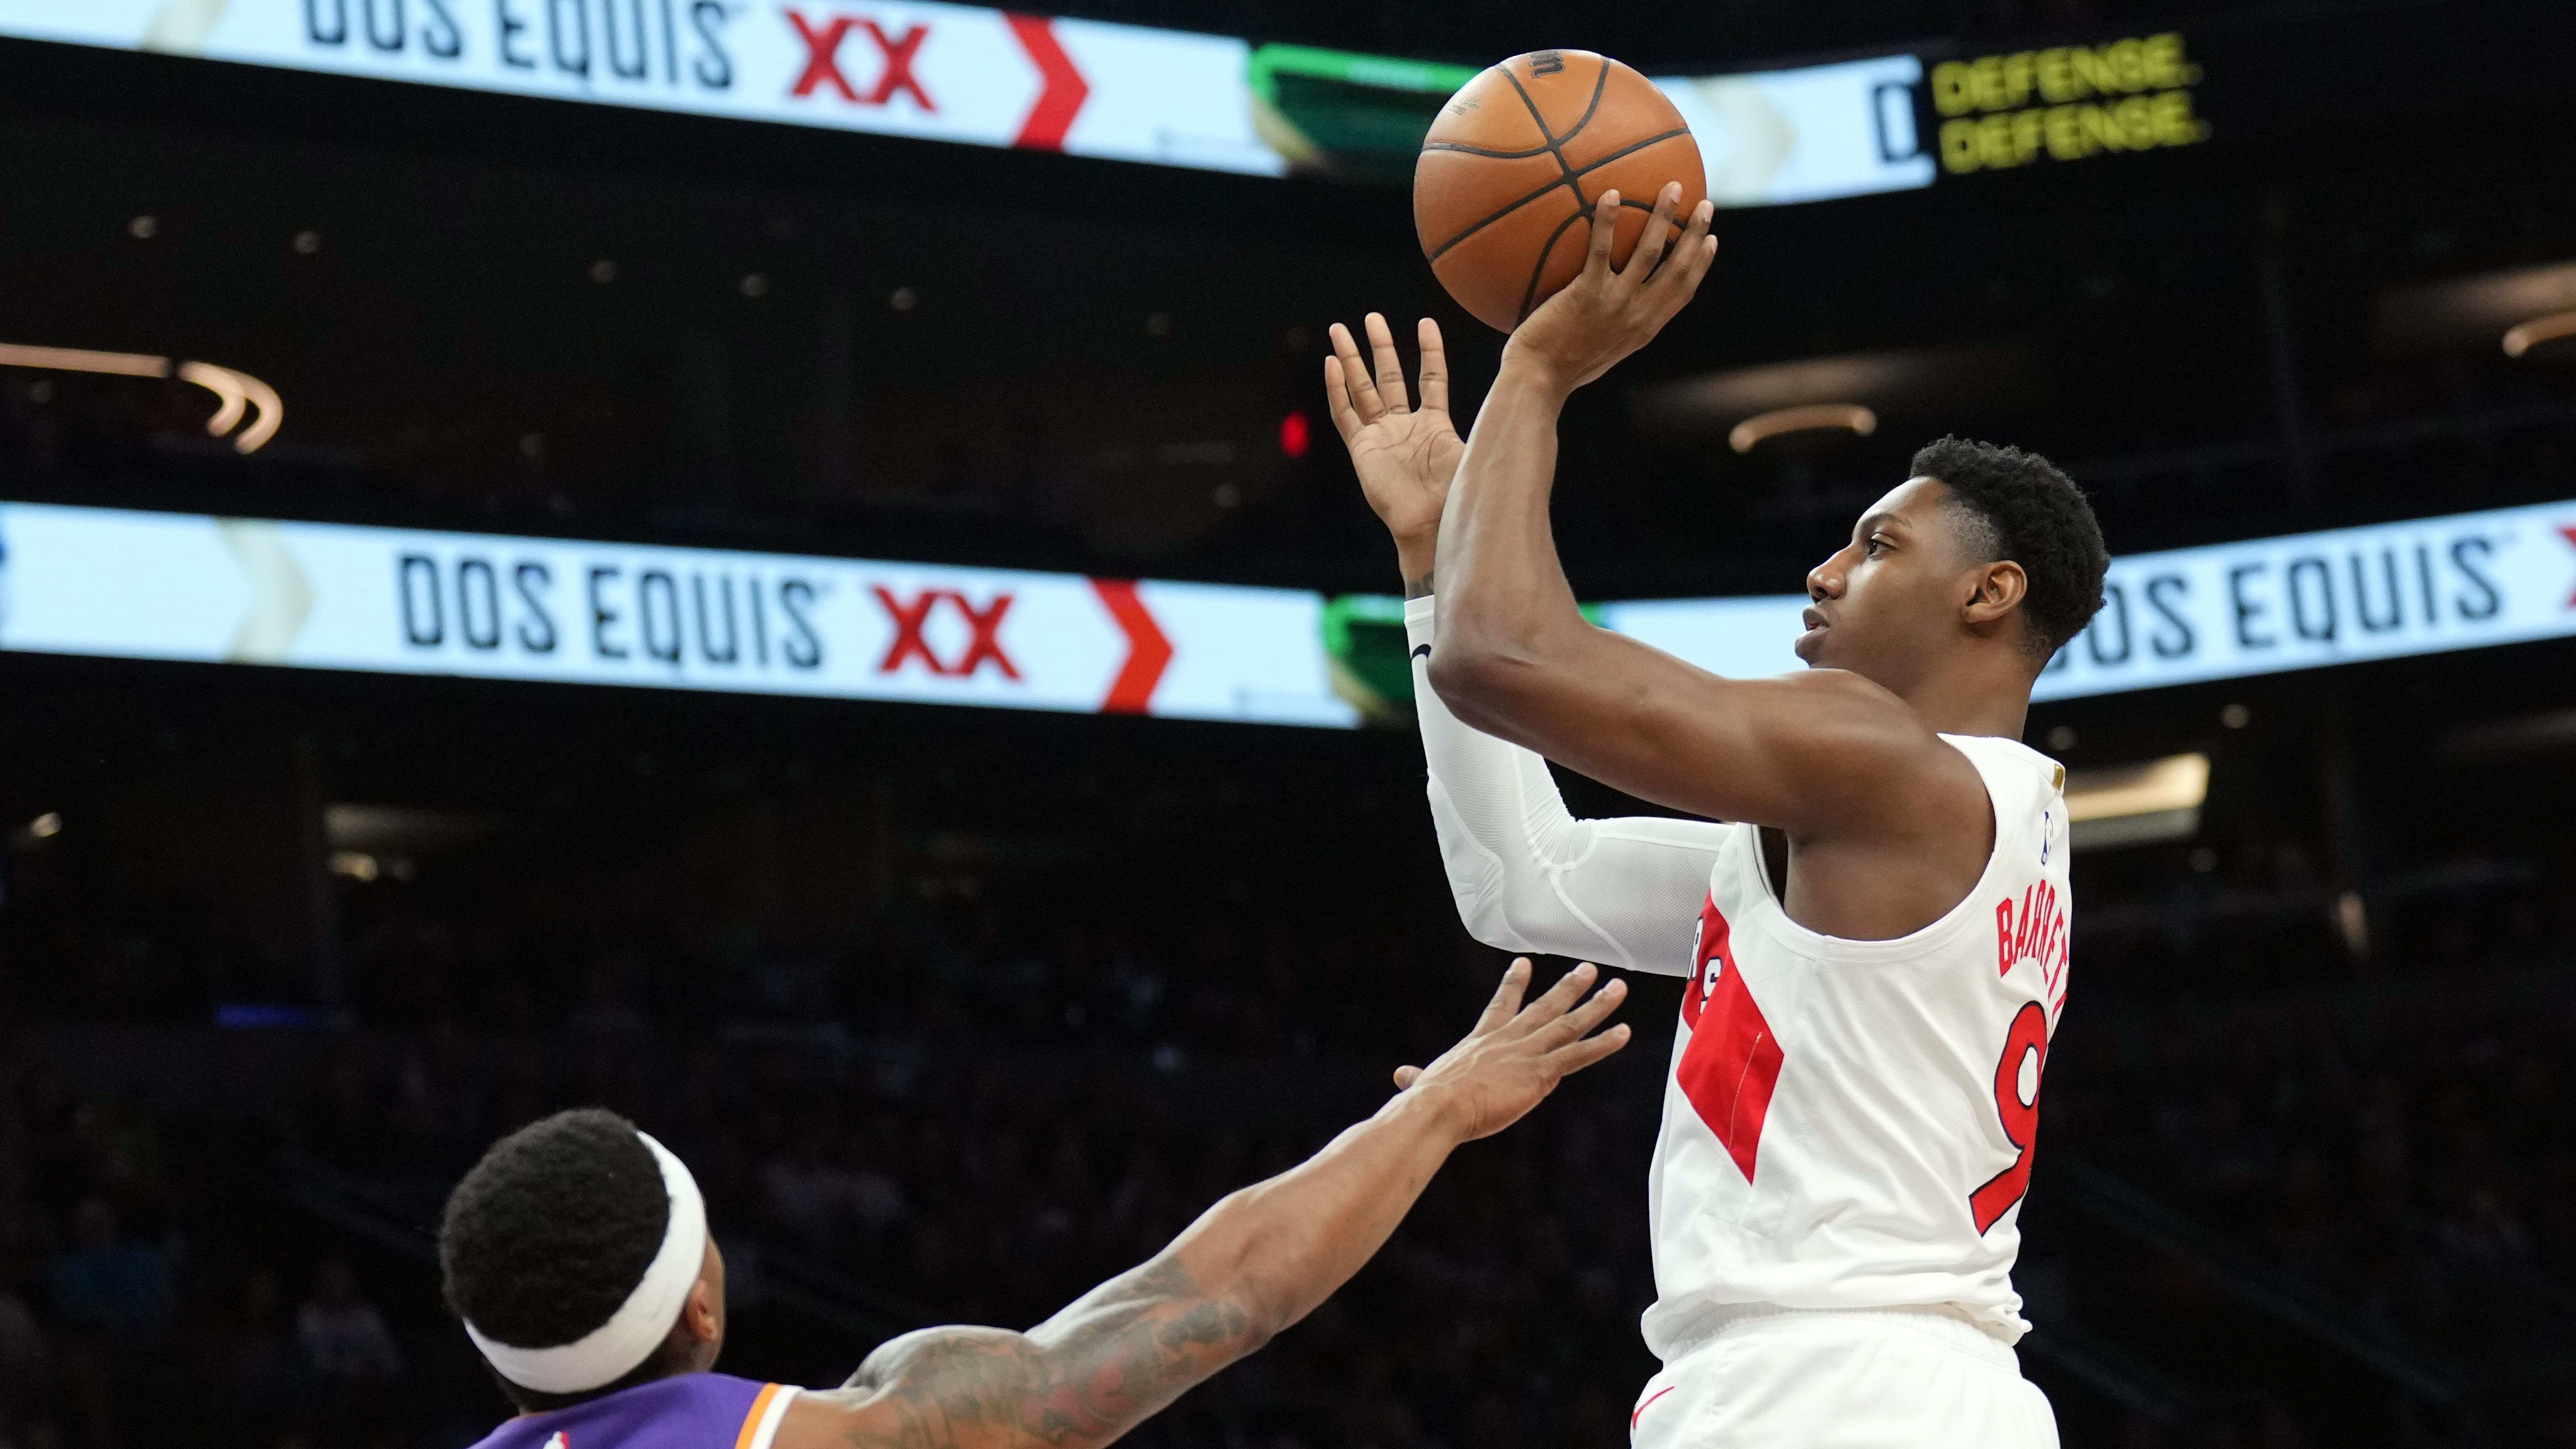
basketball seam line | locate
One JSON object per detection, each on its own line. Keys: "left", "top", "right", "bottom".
{"left": 1427, "top": 116, "right": 1678, "bottom": 167}
{"left": 1496, "top": 59, "right": 1603, "bottom": 204}
{"left": 1573, "top": 127, "right": 1692, "bottom": 181}
{"left": 1516, "top": 207, "right": 1593, "bottom": 323}
{"left": 1422, "top": 140, "right": 1558, "bottom": 160}
{"left": 1498, "top": 62, "right": 1591, "bottom": 269}
{"left": 1425, "top": 172, "right": 1583, "bottom": 264}
{"left": 1424, "top": 128, "right": 1692, "bottom": 266}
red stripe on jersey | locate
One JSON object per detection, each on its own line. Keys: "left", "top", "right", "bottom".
{"left": 1676, "top": 894, "right": 1784, "bottom": 1183}
{"left": 1631, "top": 1385, "right": 1677, "bottom": 1429}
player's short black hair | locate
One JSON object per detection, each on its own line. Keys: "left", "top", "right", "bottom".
{"left": 439, "top": 1108, "right": 692, "bottom": 1413}
{"left": 1910, "top": 436, "right": 2109, "bottom": 659}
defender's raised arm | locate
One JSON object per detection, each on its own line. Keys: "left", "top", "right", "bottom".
{"left": 786, "top": 960, "right": 1628, "bottom": 1449}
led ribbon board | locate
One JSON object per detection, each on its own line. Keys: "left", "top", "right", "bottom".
{"left": 0, "top": 503, "right": 1358, "bottom": 726}
{"left": 1599, "top": 498, "right": 2576, "bottom": 702}
{"left": 0, "top": 2, "right": 1932, "bottom": 204}
{"left": 1, "top": 498, "right": 2569, "bottom": 725}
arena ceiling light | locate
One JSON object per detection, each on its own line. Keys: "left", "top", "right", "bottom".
{"left": 2503, "top": 309, "right": 2576, "bottom": 360}
{"left": 2443, "top": 707, "right": 2576, "bottom": 763}
{"left": 2373, "top": 260, "right": 2576, "bottom": 355}
{"left": 1729, "top": 403, "right": 1878, "bottom": 454}
{"left": 0, "top": 342, "right": 282, "bottom": 452}
{"left": 1631, "top": 344, "right": 2031, "bottom": 449}
{"left": 2063, "top": 752, "right": 2209, "bottom": 851}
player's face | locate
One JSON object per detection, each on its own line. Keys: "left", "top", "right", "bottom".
{"left": 1796, "top": 478, "right": 1981, "bottom": 687}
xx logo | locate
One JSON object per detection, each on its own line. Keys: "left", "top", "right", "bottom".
{"left": 873, "top": 586, "right": 1019, "bottom": 679}
{"left": 787, "top": 9, "right": 935, "bottom": 111}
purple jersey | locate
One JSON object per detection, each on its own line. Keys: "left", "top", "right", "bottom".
{"left": 467, "top": 1372, "right": 800, "bottom": 1449}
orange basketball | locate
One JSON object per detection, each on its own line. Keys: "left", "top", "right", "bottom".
{"left": 1415, "top": 51, "right": 1706, "bottom": 334}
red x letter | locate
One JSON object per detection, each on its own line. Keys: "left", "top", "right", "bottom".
{"left": 787, "top": 10, "right": 858, "bottom": 99}
{"left": 873, "top": 586, "right": 945, "bottom": 674}
{"left": 859, "top": 20, "right": 934, "bottom": 111}
{"left": 950, "top": 592, "right": 1019, "bottom": 679}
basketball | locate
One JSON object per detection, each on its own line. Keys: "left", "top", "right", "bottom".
{"left": 1414, "top": 51, "right": 1706, "bottom": 334}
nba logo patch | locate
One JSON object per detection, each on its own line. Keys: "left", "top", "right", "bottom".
{"left": 544, "top": 1434, "right": 569, "bottom": 1449}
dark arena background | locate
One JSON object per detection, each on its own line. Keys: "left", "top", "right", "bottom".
{"left": 3, "top": 0, "right": 2576, "bottom": 1445}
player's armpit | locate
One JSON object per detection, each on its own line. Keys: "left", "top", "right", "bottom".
{"left": 782, "top": 1261, "right": 1264, "bottom": 1449}
{"left": 1428, "top": 623, "right": 1982, "bottom": 841}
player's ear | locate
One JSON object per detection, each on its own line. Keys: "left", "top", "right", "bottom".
{"left": 680, "top": 1237, "right": 724, "bottom": 1342}
{"left": 1963, "top": 560, "right": 2027, "bottom": 628}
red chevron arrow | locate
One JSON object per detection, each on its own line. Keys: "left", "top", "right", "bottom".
{"left": 1089, "top": 578, "right": 1171, "bottom": 713}
{"left": 1005, "top": 13, "right": 1087, "bottom": 150}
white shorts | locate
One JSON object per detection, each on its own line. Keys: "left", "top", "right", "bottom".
{"left": 1628, "top": 1304, "right": 2058, "bottom": 1449}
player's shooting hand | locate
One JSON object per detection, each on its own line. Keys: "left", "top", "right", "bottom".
{"left": 1505, "top": 183, "right": 1717, "bottom": 396}
{"left": 1392, "top": 959, "right": 1630, "bottom": 1143}
{"left": 1324, "top": 314, "right": 1464, "bottom": 567}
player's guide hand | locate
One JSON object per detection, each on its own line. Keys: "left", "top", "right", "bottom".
{"left": 1323, "top": 312, "right": 1464, "bottom": 550}
{"left": 1505, "top": 182, "right": 1718, "bottom": 396}
{"left": 1392, "top": 959, "right": 1630, "bottom": 1143}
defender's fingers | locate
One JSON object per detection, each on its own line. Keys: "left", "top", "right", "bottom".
{"left": 1363, "top": 312, "right": 1411, "bottom": 413}
{"left": 1581, "top": 191, "right": 1621, "bottom": 277}
{"left": 1415, "top": 318, "right": 1450, "bottom": 414}
{"left": 1323, "top": 356, "right": 1365, "bottom": 445}
{"left": 1393, "top": 1064, "right": 1423, "bottom": 1089}
{"left": 1538, "top": 975, "right": 1629, "bottom": 1049}
{"left": 1507, "top": 960, "right": 1599, "bottom": 1035}
{"left": 1622, "top": 182, "right": 1683, "bottom": 282}
{"left": 1547, "top": 1022, "right": 1634, "bottom": 1077}
{"left": 1473, "top": 958, "right": 1534, "bottom": 1034}
{"left": 1328, "top": 322, "right": 1385, "bottom": 421}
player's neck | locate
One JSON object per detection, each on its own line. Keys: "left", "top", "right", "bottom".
{"left": 1895, "top": 663, "right": 2033, "bottom": 742}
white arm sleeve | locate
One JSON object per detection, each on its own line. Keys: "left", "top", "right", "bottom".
{"left": 1406, "top": 596, "right": 1733, "bottom": 977}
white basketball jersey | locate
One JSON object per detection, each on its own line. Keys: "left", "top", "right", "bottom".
{"left": 1638, "top": 734, "right": 2072, "bottom": 1357}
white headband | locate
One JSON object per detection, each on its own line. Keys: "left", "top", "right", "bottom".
{"left": 464, "top": 1131, "right": 710, "bottom": 1395}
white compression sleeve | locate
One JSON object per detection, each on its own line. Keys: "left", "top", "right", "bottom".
{"left": 1406, "top": 596, "right": 1733, "bottom": 977}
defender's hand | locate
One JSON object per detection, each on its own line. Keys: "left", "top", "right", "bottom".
{"left": 1505, "top": 184, "right": 1717, "bottom": 396}
{"left": 1392, "top": 959, "right": 1629, "bottom": 1143}
{"left": 1324, "top": 314, "right": 1464, "bottom": 569}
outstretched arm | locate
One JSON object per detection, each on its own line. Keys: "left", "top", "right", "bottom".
{"left": 1322, "top": 313, "right": 1729, "bottom": 974}
{"left": 779, "top": 960, "right": 1629, "bottom": 1449}
{"left": 1430, "top": 185, "right": 1959, "bottom": 839}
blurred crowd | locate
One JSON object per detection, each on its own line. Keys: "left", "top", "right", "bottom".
{"left": 0, "top": 855, "right": 2570, "bottom": 1448}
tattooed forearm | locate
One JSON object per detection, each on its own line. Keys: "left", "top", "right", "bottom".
{"left": 822, "top": 1257, "right": 1265, "bottom": 1449}
{"left": 801, "top": 1093, "right": 1475, "bottom": 1449}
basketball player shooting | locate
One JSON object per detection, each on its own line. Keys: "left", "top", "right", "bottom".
{"left": 435, "top": 960, "right": 1628, "bottom": 1449}
{"left": 1324, "top": 183, "right": 2110, "bottom": 1448}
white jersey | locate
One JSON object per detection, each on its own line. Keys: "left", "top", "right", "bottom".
{"left": 1403, "top": 599, "right": 2072, "bottom": 1353}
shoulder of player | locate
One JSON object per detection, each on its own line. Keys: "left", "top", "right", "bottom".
{"left": 777, "top": 1327, "right": 1040, "bottom": 1449}
{"left": 1744, "top": 669, "right": 1949, "bottom": 759}
{"left": 1749, "top": 671, "right": 1988, "bottom": 825}
{"left": 777, "top": 1380, "right": 947, "bottom": 1449}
